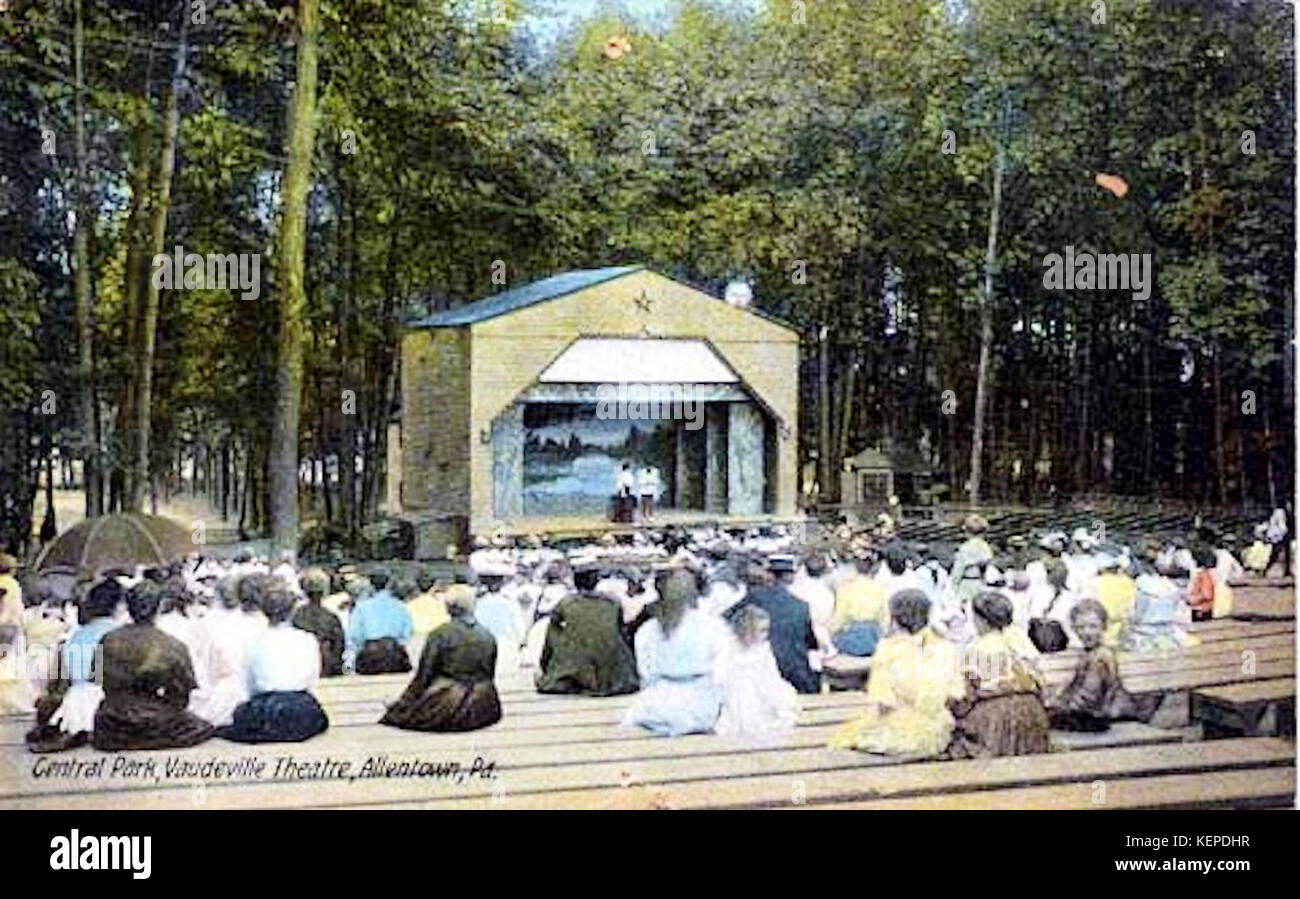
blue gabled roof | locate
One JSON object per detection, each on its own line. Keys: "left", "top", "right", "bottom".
{"left": 408, "top": 266, "right": 644, "bottom": 328}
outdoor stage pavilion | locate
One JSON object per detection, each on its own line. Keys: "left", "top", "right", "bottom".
{"left": 395, "top": 266, "right": 800, "bottom": 555}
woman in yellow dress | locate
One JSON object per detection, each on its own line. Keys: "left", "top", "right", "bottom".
{"left": 1093, "top": 555, "right": 1137, "bottom": 646}
{"left": 828, "top": 590, "right": 965, "bottom": 756}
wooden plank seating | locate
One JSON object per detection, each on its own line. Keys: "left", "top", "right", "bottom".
{"left": 806, "top": 768, "right": 1295, "bottom": 810}
{"left": 374, "top": 738, "right": 1295, "bottom": 811}
{"left": 0, "top": 608, "right": 1289, "bottom": 810}
{"left": 1191, "top": 678, "right": 1296, "bottom": 739}
{"left": 0, "top": 714, "right": 1190, "bottom": 810}
{"left": 827, "top": 616, "right": 1294, "bottom": 691}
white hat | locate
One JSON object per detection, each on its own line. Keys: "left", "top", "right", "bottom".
{"left": 1071, "top": 527, "right": 1098, "bottom": 548}
{"left": 1038, "top": 531, "right": 1067, "bottom": 549}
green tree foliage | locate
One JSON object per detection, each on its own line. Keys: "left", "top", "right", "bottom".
{"left": 0, "top": 0, "right": 1292, "bottom": 554}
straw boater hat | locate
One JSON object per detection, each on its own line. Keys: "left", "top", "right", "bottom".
{"left": 962, "top": 514, "right": 989, "bottom": 534}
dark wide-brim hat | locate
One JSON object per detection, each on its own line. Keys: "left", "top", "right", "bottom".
{"left": 768, "top": 554, "right": 797, "bottom": 573}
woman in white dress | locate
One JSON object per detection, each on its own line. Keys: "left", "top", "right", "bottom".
{"left": 218, "top": 582, "right": 327, "bottom": 742}
{"left": 192, "top": 574, "right": 265, "bottom": 726}
{"left": 714, "top": 605, "right": 799, "bottom": 737}
{"left": 621, "top": 569, "right": 726, "bottom": 736}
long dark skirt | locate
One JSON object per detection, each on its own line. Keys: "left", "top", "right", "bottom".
{"left": 218, "top": 691, "right": 329, "bottom": 743}
{"left": 92, "top": 699, "right": 215, "bottom": 752}
{"left": 948, "top": 693, "right": 1051, "bottom": 759}
{"left": 355, "top": 637, "right": 412, "bottom": 675}
{"left": 381, "top": 678, "right": 501, "bottom": 733}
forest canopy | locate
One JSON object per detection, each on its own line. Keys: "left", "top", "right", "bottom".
{"left": 0, "top": 0, "right": 1293, "bottom": 553}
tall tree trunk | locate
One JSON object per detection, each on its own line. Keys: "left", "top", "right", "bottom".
{"left": 817, "top": 323, "right": 831, "bottom": 503}
{"left": 119, "top": 121, "right": 152, "bottom": 511}
{"left": 1213, "top": 346, "right": 1226, "bottom": 504}
{"left": 361, "top": 224, "right": 400, "bottom": 521}
{"left": 338, "top": 168, "right": 357, "bottom": 534}
{"left": 41, "top": 412, "right": 56, "bottom": 542}
{"left": 968, "top": 140, "right": 1004, "bottom": 506}
{"left": 72, "top": 0, "right": 101, "bottom": 518}
{"left": 1075, "top": 318, "right": 1091, "bottom": 493}
{"left": 130, "top": 11, "right": 188, "bottom": 511}
{"left": 1142, "top": 331, "right": 1153, "bottom": 496}
{"left": 221, "top": 440, "right": 231, "bottom": 521}
{"left": 311, "top": 297, "right": 332, "bottom": 525}
{"left": 269, "top": 0, "right": 321, "bottom": 558}
{"left": 837, "top": 353, "right": 857, "bottom": 478}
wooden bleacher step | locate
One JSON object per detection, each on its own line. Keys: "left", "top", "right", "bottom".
{"left": 1191, "top": 678, "right": 1296, "bottom": 739}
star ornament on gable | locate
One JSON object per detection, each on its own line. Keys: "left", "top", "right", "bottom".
{"left": 633, "top": 289, "right": 653, "bottom": 314}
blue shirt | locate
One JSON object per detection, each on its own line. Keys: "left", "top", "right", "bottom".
{"left": 346, "top": 591, "right": 412, "bottom": 653}
{"left": 63, "top": 617, "right": 120, "bottom": 684}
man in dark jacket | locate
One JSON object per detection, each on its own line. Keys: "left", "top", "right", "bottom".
{"left": 535, "top": 566, "right": 639, "bottom": 696}
{"left": 726, "top": 555, "right": 821, "bottom": 694}
{"left": 381, "top": 587, "right": 501, "bottom": 732}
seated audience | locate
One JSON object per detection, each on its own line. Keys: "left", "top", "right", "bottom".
{"left": 1121, "top": 571, "right": 1200, "bottom": 652}
{"left": 715, "top": 605, "right": 800, "bottom": 737}
{"left": 92, "top": 581, "right": 214, "bottom": 751}
{"left": 622, "top": 569, "right": 727, "bottom": 736}
{"left": 194, "top": 574, "right": 255, "bottom": 726}
{"left": 947, "top": 592, "right": 1051, "bottom": 759}
{"left": 1027, "top": 558, "right": 1074, "bottom": 653}
{"left": 219, "top": 582, "right": 328, "bottom": 743}
{"left": 347, "top": 569, "right": 413, "bottom": 674}
{"left": 473, "top": 573, "right": 524, "bottom": 676}
{"left": 829, "top": 590, "right": 964, "bottom": 756}
{"left": 829, "top": 556, "right": 889, "bottom": 657}
{"left": 405, "top": 568, "right": 451, "bottom": 655}
{"left": 725, "top": 557, "right": 820, "bottom": 694}
{"left": 790, "top": 553, "right": 836, "bottom": 655}
{"left": 1185, "top": 546, "right": 1217, "bottom": 622}
{"left": 293, "top": 567, "right": 345, "bottom": 677}
{"left": 1093, "top": 555, "right": 1137, "bottom": 646}
{"left": 1048, "top": 599, "right": 1160, "bottom": 731}
{"left": 536, "top": 566, "right": 639, "bottom": 696}
{"left": 381, "top": 586, "right": 501, "bottom": 732}
{"left": 0, "top": 557, "right": 35, "bottom": 716}
{"left": 26, "top": 580, "right": 124, "bottom": 753}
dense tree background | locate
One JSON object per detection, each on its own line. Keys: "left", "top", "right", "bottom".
{"left": 0, "top": 0, "right": 1293, "bottom": 553}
